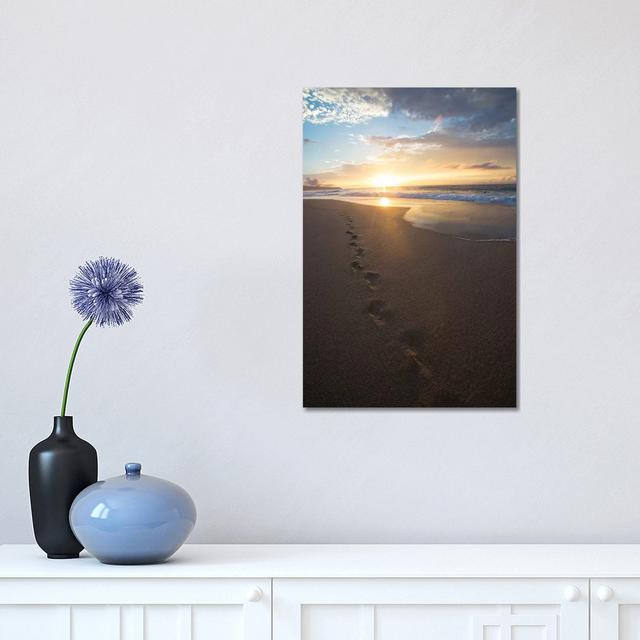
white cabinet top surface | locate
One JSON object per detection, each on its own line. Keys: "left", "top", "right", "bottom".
{"left": 2, "top": 544, "right": 640, "bottom": 579}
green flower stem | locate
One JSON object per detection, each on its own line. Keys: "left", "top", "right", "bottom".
{"left": 60, "top": 319, "right": 92, "bottom": 417}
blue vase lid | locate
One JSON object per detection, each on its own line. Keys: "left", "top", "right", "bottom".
{"left": 125, "top": 462, "right": 142, "bottom": 477}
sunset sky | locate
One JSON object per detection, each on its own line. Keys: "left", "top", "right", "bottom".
{"left": 303, "top": 88, "right": 517, "bottom": 188}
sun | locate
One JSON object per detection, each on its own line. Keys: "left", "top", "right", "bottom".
{"left": 371, "top": 174, "right": 400, "bottom": 189}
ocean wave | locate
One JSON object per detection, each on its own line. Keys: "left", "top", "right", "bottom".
{"left": 304, "top": 187, "right": 516, "bottom": 206}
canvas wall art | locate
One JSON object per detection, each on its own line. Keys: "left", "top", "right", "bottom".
{"left": 303, "top": 88, "right": 517, "bottom": 408}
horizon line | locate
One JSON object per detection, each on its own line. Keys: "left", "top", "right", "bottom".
{"left": 303, "top": 182, "right": 517, "bottom": 190}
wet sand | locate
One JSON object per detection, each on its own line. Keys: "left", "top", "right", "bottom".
{"left": 303, "top": 199, "right": 517, "bottom": 407}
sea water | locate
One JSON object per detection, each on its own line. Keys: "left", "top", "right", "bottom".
{"left": 304, "top": 184, "right": 517, "bottom": 241}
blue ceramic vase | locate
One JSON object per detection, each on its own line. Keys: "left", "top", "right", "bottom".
{"left": 69, "top": 463, "right": 196, "bottom": 565}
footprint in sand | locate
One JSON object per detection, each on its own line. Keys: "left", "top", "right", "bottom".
{"left": 351, "top": 260, "right": 363, "bottom": 271}
{"left": 367, "top": 299, "right": 388, "bottom": 327}
{"left": 349, "top": 240, "right": 359, "bottom": 247}
{"left": 399, "top": 327, "right": 432, "bottom": 378}
{"left": 354, "top": 247, "right": 365, "bottom": 256}
{"left": 364, "top": 271, "right": 380, "bottom": 288}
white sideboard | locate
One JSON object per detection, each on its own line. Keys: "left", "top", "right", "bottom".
{"left": 2, "top": 544, "right": 640, "bottom": 639}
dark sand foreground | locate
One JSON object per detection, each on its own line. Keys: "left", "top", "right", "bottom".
{"left": 303, "top": 199, "right": 516, "bottom": 407}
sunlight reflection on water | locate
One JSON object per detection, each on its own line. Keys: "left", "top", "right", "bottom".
{"left": 403, "top": 201, "right": 516, "bottom": 240}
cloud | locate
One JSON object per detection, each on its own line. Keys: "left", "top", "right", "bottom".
{"left": 306, "top": 154, "right": 513, "bottom": 188}
{"left": 305, "top": 161, "right": 379, "bottom": 185}
{"left": 304, "top": 87, "right": 517, "bottom": 142}
{"left": 303, "top": 176, "right": 336, "bottom": 189}
{"left": 467, "top": 161, "right": 509, "bottom": 170}
{"left": 361, "top": 133, "right": 443, "bottom": 155}
{"left": 303, "top": 89, "right": 517, "bottom": 186}
{"left": 303, "top": 88, "right": 391, "bottom": 124}
{"left": 444, "top": 161, "right": 511, "bottom": 170}
{"left": 388, "top": 88, "right": 516, "bottom": 135}
{"left": 361, "top": 129, "right": 514, "bottom": 154}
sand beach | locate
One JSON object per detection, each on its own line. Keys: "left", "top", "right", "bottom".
{"left": 303, "top": 199, "right": 517, "bottom": 407}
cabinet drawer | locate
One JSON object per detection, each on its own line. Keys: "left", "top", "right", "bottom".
{"left": 273, "top": 578, "right": 588, "bottom": 640}
{"left": 0, "top": 578, "right": 270, "bottom": 640}
{"left": 592, "top": 578, "right": 640, "bottom": 640}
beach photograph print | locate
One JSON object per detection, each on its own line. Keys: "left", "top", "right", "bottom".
{"left": 303, "top": 88, "right": 517, "bottom": 408}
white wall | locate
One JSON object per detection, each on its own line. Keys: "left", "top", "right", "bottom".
{"left": 1, "top": 0, "right": 639, "bottom": 544}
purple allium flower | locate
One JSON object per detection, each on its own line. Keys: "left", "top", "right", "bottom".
{"left": 70, "top": 257, "right": 143, "bottom": 327}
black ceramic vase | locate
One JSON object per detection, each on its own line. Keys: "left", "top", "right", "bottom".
{"left": 29, "top": 416, "right": 98, "bottom": 559}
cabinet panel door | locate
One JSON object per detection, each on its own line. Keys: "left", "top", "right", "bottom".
{"left": 0, "top": 578, "right": 270, "bottom": 640}
{"left": 591, "top": 578, "right": 640, "bottom": 640}
{"left": 273, "top": 578, "right": 588, "bottom": 640}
